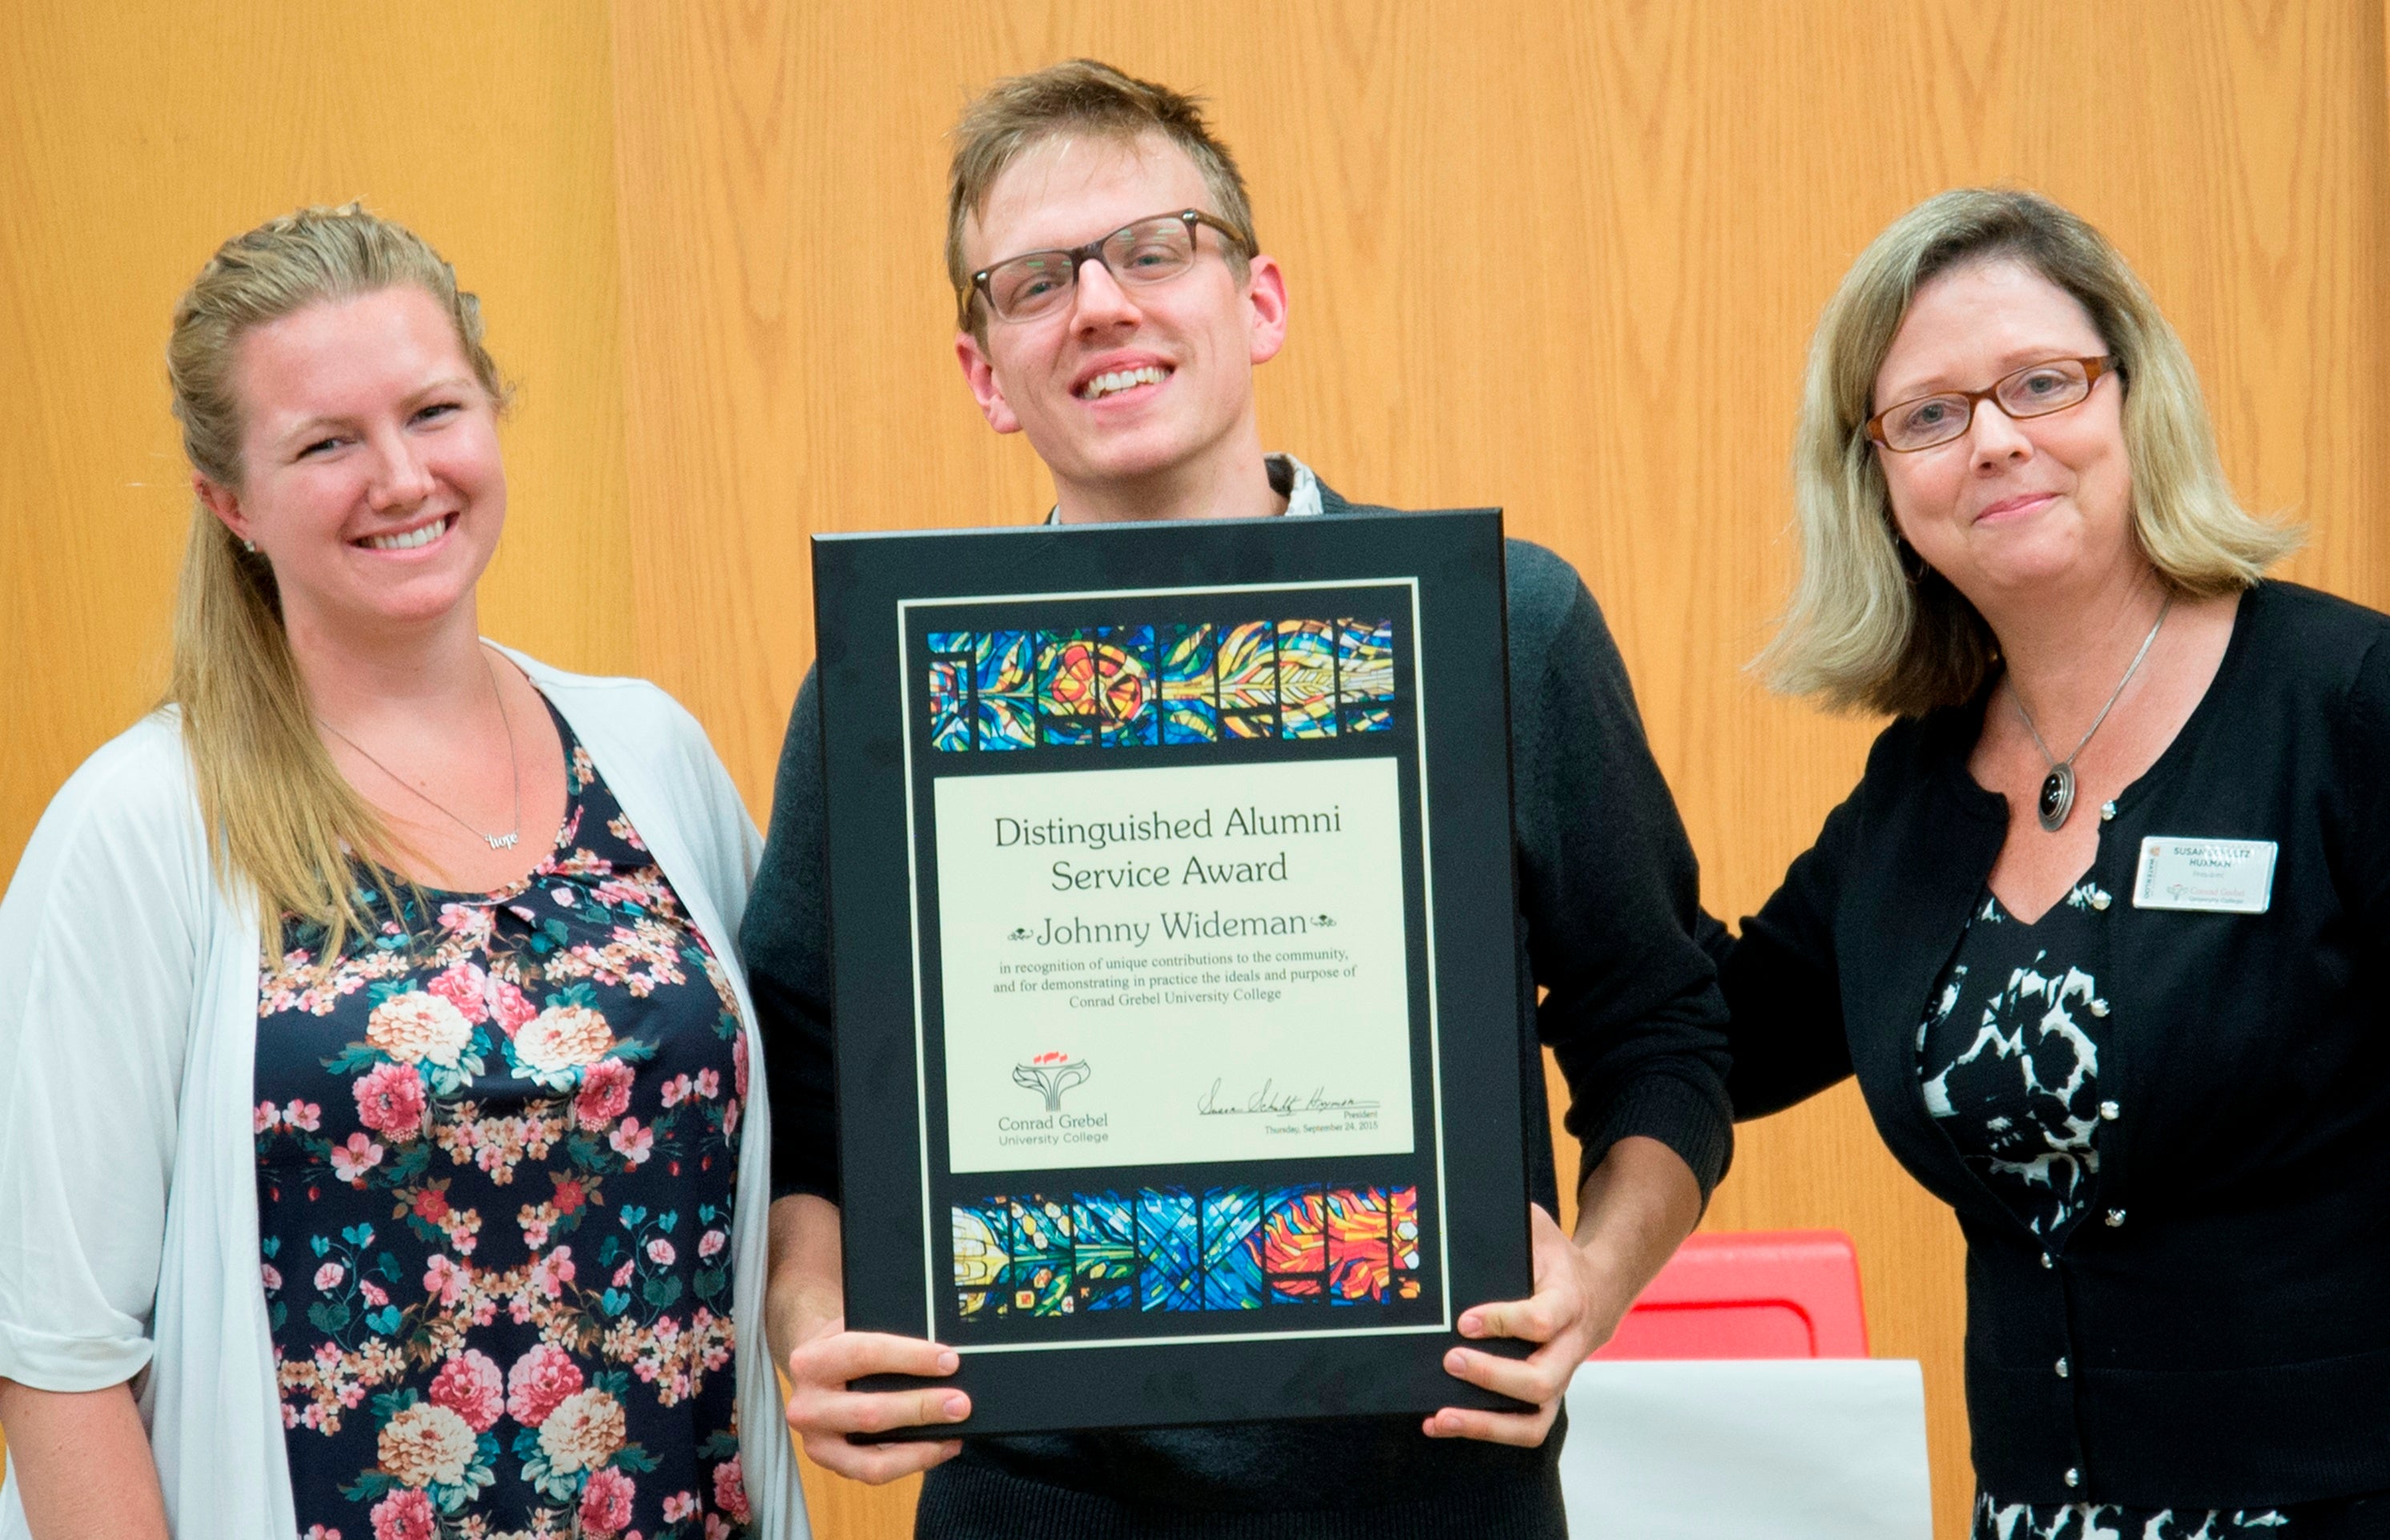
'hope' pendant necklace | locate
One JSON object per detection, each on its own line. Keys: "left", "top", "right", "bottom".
{"left": 2007, "top": 593, "right": 2173, "bottom": 833}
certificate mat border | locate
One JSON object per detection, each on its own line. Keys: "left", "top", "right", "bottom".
{"left": 897, "top": 579, "right": 1447, "bottom": 1353}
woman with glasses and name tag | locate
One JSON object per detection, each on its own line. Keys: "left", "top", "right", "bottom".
{"left": 1709, "top": 188, "right": 2390, "bottom": 1536}
{"left": 0, "top": 207, "right": 802, "bottom": 1538}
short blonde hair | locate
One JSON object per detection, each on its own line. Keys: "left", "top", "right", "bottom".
{"left": 1760, "top": 187, "right": 2299, "bottom": 717}
{"left": 946, "top": 58, "right": 1255, "bottom": 337}
{"left": 165, "top": 204, "right": 506, "bottom": 954}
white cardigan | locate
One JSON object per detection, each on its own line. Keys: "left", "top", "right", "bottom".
{"left": 0, "top": 651, "right": 807, "bottom": 1539}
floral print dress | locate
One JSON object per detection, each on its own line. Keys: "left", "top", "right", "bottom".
{"left": 1920, "top": 888, "right": 2291, "bottom": 1540}
{"left": 255, "top": 705, "right": 755, "bottom": 1540}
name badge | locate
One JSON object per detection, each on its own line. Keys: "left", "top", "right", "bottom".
{"left": 2132, "top": 837, "right": 2277, "bottom": 913}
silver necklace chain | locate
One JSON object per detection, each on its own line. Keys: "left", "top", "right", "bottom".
{"left": 2006, "top": 593, "right": 2173, "bottom": 833}
{"left": 319, "top": 650, "right": 523, "bottom": 852}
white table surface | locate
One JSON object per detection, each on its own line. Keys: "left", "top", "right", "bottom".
{"left": 1558, "top": 1359, "right": 1934, "bottom": 1539}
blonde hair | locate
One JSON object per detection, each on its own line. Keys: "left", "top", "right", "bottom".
{"left": 947, "top": 58, "right": 1256, "bottom": 338}
{"left": 1760, "top": 187, "right": 2300, "bottom": 717}
{"left": 164, "top": 204, "right": 506, "bottom": 953}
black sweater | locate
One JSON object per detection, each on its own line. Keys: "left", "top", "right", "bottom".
{"left": 742, "top": 486, "right": 1733, "bottom": 1537}
{"left": 1718, "top": 579, "right": 2390, "bottom": 1506}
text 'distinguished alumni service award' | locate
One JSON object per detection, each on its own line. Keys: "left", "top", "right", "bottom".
{"left": 813, "top": 509, "right": 1532, "bottom": 1437}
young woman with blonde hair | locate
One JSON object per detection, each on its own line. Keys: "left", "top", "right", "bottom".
{"left": 1719, "top": 187, "right": 2390, "bottom": 1534}
{"left": 0, "top": 206, "right": 803, "bottom": 1538}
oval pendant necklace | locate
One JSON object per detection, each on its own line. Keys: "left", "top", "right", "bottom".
{"left": 2008, "top": 594, "right": 2173, "bottom": 833}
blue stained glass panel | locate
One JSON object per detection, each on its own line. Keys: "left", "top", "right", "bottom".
{"left": 1138, "top": 1187, "right": 1201, "bottom": 1312}
{"left": 1199, "top": 1187, "right": 1264, "bottom": 1309}
{"left": 1072, "top": 1192, "right": 1136, "bottom": 1312}
{"left": 1276, "top": 619, "right": 1339, "bottom": 740}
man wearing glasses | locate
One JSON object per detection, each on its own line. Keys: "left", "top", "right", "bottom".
{"left": 744, "top": 58, "right": 1732, "bottom": 1539}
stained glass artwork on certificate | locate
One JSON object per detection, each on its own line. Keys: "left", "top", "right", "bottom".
{"left": 1096, "top": 626, "right": 1158, "bottom": 748}
{"left": 1338, "top": 617, "right": 1397, "bottom": 735}
{"left": 927, "top": 616, "right": 1397, "bottom": 752}
{"left": 1274, "top": 619, "right": 1340, "bottom": 739}
{"left": 1159, "top": 623, "right": 1220, "bottom": 744}
{"left": 952, "top": 1183, "right": 1421, "bottom": 1320}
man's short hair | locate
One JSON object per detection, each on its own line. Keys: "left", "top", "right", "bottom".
{"left": 947, "top": 58, "right": 1256, "bottom": 337}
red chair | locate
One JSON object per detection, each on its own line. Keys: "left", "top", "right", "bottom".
{"left": 1590, "top": 1228, "right": 1869, "bottom": 1361}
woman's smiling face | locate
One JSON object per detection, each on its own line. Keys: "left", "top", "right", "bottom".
{"left": 1872, "top": 257, "right": 2133, "bottom": 607}
{"left": 200, "top": 284, "right": 506, "bottom": 642}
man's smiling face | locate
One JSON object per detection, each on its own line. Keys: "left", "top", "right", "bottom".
{"left": 954, "top": 131, "right": 1286, "bottom": 502}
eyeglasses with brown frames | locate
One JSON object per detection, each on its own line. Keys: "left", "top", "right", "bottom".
{"left": 1866, "top": 355, "right": 2120, "bottom": 453}
{"left": 965, "top": 209, "right": 1255, "bottom": 327}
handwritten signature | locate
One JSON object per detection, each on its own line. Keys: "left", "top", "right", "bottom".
{"left": 1195, "top": 1078, "right": 1380, "bottom": 1117}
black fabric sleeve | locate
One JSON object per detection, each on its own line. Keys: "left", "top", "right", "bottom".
{"left": 1516, "top": 575, "right": 1734, "bottom": 1199}
{"left": 742, "top": 668, "right": 842, "bottom": 1203}
{"left": 2332, "top": 631, "right": 2390, "bottom": 941}
{"left": 1715, "top": 780, "right": 1863, "bottom": 1120}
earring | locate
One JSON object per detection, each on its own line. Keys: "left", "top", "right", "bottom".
{"left": 242, "top": 538, "right": 257, "bottom": 553}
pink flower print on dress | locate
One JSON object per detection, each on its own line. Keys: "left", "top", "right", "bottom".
{"left": 365, "top": 990, "right": 473, "bottom": 1068}
{"left": 262, "top": 1263, "right": 284, "bottom": 1294}
{"left": 529, "top": 1245, "right": 576, "bottom": 1300}
{"left": 695, "top": 1068, "right": 721, "bottom": 1101}
{"left": 283, "top": 1100, "right": 322, "bottom": 1131}
{"left": 711, "top": 1454, "right": 752, "bottom": 1522}
{"left": 360, "top": 1280, "right": 389, "bottom": 1308}
{"left": 329, "top": 1132, "right": 385, "bottom": 1184}
{"left": 574, "top": 1058, "right": 635, "bottom": 1129}
{"left": 663, "top": 1490, "right": 699, "bottom": 1522}
{"left": 577, "top": 1465, "right": 637, "bottom": 1538}
{"left": 425, "top": 961, "right": 491, "bottom": 1025}
{"left": 612, "top": 1259, "right": 635, "bottom": 1289}
{"left": 505, "top": 1342, "right": 583, "bottom": 1426}
{"left": 423, "top": 1254, "right": 469, "bottom": 1308}
{"left": 608, "top": 1118, "right": 655, "bottom": 1167}
{"left": 698, "top": 1228, "right": 726, "bottom": 1260}
{"left": 313, "top": 1261, "right": 345, "bottom": 1292}
{"left": 659, "top": 1074, "right": 691, "bottom": 1108}
{"left": 255, "top": 1100, "right": 280, "bottom": 1134}
{"left": 646, "top": 1236, "right": 676, "bottom": 1267}
{"left": 733, "top": 1032, "right": 749, "bottom": 1099}
{"left": 369, "top": 1488, "right": 437, "bottom": 1540}
{"left": 302, "top": 1526, "right": 344, "bottom": 1540}
{"left": 353, "top": 1062, "right": 429, "bottom": 1141}
{"left": 723, "top": 1099, "right": 740, "bottom": 1139}
{"left": 427, "top": 1348, "right": 504, "bottom": 1433}
{"left": 489, "top": 976, "right": 537, "bottom": 1037}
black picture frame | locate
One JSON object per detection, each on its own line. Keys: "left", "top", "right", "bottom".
{"left": 812, "top": 509, "right": 1533, "bottom": 1437}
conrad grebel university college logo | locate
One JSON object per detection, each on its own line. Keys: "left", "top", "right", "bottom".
{"left": 1014, "top": 1050, "right": 1090, "bottom": 1111}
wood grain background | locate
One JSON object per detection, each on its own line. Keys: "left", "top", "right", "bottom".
{"left": 4, "top": 4, "right": 2384, "bottom": 1534}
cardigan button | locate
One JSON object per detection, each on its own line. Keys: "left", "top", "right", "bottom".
{"left": 2066, "top": 1467, "right": 2082, "bottom": 1489}
{"left": 2087, "top": 999, "right": 2110, "bottom": 1018}
{"left": 2089, "top": 890, "right": 2112, "bottom": 911}
{"left": 2099, "top": 801, "right": 2117, "bottom": 822}
{"left": 2099, "top": 1101, "right": 2120, "bottom": 1121}
{"left": 2055, "top": 1356, "right": 2070, "bottom": 1378}
{"left": 2041, "top": 1252, "right": 2054, "bottom": 1269}
{"left": 2106, "top": 1208, "right": 2126, "bottom": 1228}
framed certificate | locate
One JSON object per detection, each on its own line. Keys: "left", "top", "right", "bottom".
{"left": 812, "top": 509, "right": 1533, "bottom": 1437}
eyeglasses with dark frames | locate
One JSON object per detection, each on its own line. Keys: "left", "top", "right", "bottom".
{"left": 1865, "top": 356, "right": 2119, "bottom": 453}
{"left": 966, "top": 209, "right": 1254, "bottom": 327}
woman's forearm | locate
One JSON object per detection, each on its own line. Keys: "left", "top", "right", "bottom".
{"left": 0, "top": 1378, "right": 169, "bottom": 1539}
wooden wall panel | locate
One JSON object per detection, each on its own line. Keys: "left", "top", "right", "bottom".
{"left": 610, "top": 5, "right": 2387, "bottom": 1537}
{"left": 0, "top": 0, "right": 635, "bottom": 882}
